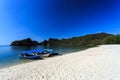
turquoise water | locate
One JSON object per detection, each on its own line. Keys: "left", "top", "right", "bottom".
{"left": 0, "top": 45, "right": 86, "bottom": 68}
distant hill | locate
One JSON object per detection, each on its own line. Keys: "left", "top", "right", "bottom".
{"left": 11, "top": 38, "right": 39, "bottom": 46}
{"left": 11, "top": 33, "right": 120, "bottom": 47}
{"left": 40, "top": 33, "right": 113, "bottom": 47}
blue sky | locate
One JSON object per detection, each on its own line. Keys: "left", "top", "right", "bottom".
{"left": 0, "top": 0, "right": 120, "bottom": 45}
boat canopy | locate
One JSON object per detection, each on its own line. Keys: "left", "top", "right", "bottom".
{"left": 20, "top": 49, "right": 53, "bottom": 55}
{"left": 20, "top": 49, "right": 44, "bottom": 55}
{"left": 20, "top": 51, "right": 33, "bottom": 55}
{"left": 29, "top": 50, "right": 44, "bottom": 53}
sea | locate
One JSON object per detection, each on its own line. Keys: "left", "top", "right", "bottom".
{"left": 0, "top": 45, "right": 87, "bottom": 68}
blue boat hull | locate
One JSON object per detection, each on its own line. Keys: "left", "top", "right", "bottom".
{"left": 19, "top": 55, "right": 41, "bottom": 60}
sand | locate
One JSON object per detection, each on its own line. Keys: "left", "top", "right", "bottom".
{"left": 0, "top": 45, "right": 120, "bottom": 80}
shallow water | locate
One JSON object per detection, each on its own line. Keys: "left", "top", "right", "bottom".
{"left": 0, "top": 45, "right": 86, "bottom": 68}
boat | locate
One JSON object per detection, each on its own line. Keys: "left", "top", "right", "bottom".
{"left": 19, "top": 51, "right": 42, "bottom": 60}
{"left": 43, "top": 49, "right": 53, "bottom": 53}
{"left": 19, "top": 49, "right": 61, "bottom": 59}
{"left": 29, "top": 49, "right": 50, "bottom": 57}
{"left": 42, "top": 49, "right": 61, "bottom": 57}
{"left": 41, "top": 49, "right": 53, "bottom": 57}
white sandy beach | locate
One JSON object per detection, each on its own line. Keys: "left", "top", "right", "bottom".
{"left": 0, "top": 45, "right": 120, "bottom": 80}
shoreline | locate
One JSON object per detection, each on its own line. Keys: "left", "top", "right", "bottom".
{"left": 0, "top": 46, "right": 87, "bottom": 69}
{"left": 0, "top": 45, "right": 120, "bottom": 80}
{"left": 0, "top": 60, "right": 34, "bottom": 69}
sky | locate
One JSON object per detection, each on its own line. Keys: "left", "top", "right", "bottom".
{"left": 0, "top": 0, "right": 120, "bottom": 45}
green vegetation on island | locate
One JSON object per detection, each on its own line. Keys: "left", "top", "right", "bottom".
{"left": 40, "top": 32, "right": 112, "bottom": 47}
{"left": 11, "top": 33, "right": 120, "bottom": 47}
{"left": 11, "top": 38, "right": 39, "bottom": 46}
{"left": 102, "top": 34, "right": 120, "bottom": 44}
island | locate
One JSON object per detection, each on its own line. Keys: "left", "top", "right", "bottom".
{"left": 11, "top": 33, "right": 120, "bottom": 47}
{"left": 11, "top": 38, "right": 39, "bottom": 46}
